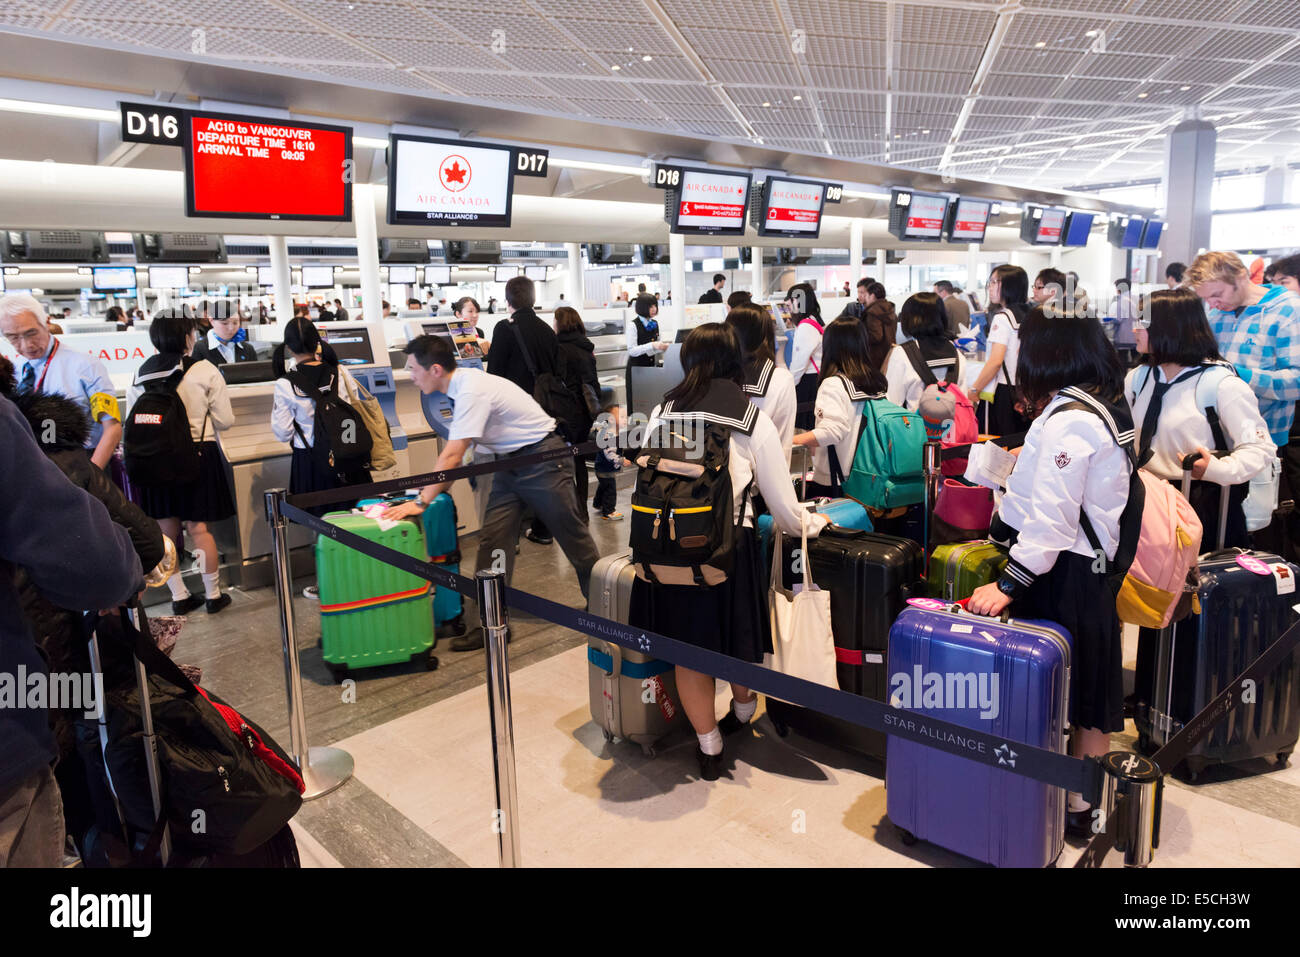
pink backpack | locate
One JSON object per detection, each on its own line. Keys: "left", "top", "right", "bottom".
{"left": 1053, "top": 387, "right": 1203, "bottom": 629}
{"left": 901, "top": 341, "right": 979, "bottom": 474}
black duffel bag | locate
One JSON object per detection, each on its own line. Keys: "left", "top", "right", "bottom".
{"left": 95, "top": 607, "right": 304, "bottom": 858}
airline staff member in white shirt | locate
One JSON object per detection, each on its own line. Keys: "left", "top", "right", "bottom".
{"left": 191, "top": 309, "right": 257, "bottom": 365}
{"left": 884, "top": 292, "right": 965, "bottom": 410}
{"left": 626, "top": 293, "right": 668, "bottom": 368}
{"left": 966, "top": 310, "right": 1132, "bottom": 838}
{"left": 726, "top": 303, "right": 796, "bottom": 456}
{"left": 0, "top": 292, "right": 121, "bottom": 469}
{"left": 385, "top": 334, "right": 601, "bottom": 650}
{"left": 791, "top": 316, "right": 887, "bottom": 499}
{"left": 786, "top": 282, "right": 825, "bottom": 431}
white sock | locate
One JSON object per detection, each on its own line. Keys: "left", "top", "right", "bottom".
{"left": 1068, "top": 791, "right": 1091, "bottom": 813}
{"left": 167, "top": 573, "right": 190, "bottom": 601}
{"left": 733, "top": 696, "right": 757, "bottom": 724}
{"left": 201, "top": 571, "right": 221, "bottom": 600}
{"left": 697, "top": 728, "right": 723, "bottom": 756}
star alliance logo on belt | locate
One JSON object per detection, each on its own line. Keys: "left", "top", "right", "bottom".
{"left": 1054, "top": 452, "right": 1071, "bottom": 469}
{"left": 994, "top": 743, "right": 1017, "bottom": 768}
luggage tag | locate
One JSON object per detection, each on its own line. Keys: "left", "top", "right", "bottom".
{"left": 1271, "top": 563, "right": 1295, "bottom": 595}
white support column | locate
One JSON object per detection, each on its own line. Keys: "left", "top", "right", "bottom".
{"left": 876, "top": 248, "right": 887, "bottom": 280}
{"left": 966, "top": 242, "right": 980, "bottom": 291}
{"left": 267, "top": 235, "right": 293, "bottom": 324}
{"left": 353, "top": 183, "right": 383, "bottom": 324}
{"left": 849, "top": 218, "right": 864, "bottom": 284}
{"left": 1050, "top": 246, "right": 1063, "bottom": 269}
{"left": 750, "top": 245, "right": 764, "bottom": 298}
{"left": 1162, "top": 119, "right": 1216, "bottom": 266}
{"left": 669, "top": 231, "right": 686, "bottom": 338}
{"left": 565, "top": 242, "right": 583, "bottom": 308}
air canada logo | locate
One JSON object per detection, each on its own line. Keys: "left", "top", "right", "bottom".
{"left": 1055, "top": 452, "right": 1071, "bottom": 469}
{"left": 439, "top": 154, "right": 471, "bottom": 192}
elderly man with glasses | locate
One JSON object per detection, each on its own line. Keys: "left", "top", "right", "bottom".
{"left": 0, "top": 292, "right": 121, "bottom": 469}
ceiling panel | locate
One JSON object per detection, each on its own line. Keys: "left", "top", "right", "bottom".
{"left": 786, "top": 0, "right": 889, "bottom": 37}
{"left": 808, "top": 65, "right": 886, "bottom": 90}
{"left": 709, "top": 60, "right": 804, "bottom": 87}
{"left": 1190, "top": 29, "right": 1296, "bottom": 62}
{"left": 897, "top": 41, "right": 984, "bottom": 72}
{"left": 895, "top": 70, "right": 973, "bottom": 96}
{"left": 803, "top": 35, "right": 887, "bottom": 67}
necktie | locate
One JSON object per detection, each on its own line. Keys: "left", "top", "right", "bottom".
{"left": 1138, "top": 378, "right": 1170, "bottom": 461}
{"left": 18, "top": 363, "right": 36, "bottom": 394}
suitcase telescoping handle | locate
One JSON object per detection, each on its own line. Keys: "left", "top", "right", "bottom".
{"left": 1180, "top": 451, "right": 1232, "bottom": 552}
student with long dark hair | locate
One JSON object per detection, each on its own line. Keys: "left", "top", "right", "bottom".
{"left": 786, "top": 282, "right": 824, "bottom": 430}
{"left": 790, "top": 317, "right": 888, "bottom": 498}
{"left": 967, "top": 310, "right": 1132, "bottom": 837}
{"left": 726, "top": 303, "right": 796, "bottom": 454}
{"left": 270, "top": 317, "right": 370, "bottom": 520}
{"left": 967, "top": 264, "right": 1031, "bottom": 435}
{"left": 629, "top": 323, "right": 828, "bottom": 779}
{"left": 127, "top": 309, "right": 235, "bottom": 614}
{"left": 884, "top": 292, "right": 964, "bottom": 409}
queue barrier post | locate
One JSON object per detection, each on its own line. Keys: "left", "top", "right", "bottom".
{"left": 922, "top": 439, "right": 942, "bottom": 559}
{"left": 1098, "top": 750, "right": 1162, "bottom": 867}
{"left": 264, "top": 488, "right": 354, "bottom": 800}
{"left": 478, "top": 569, "right": 521, "bottom": 868}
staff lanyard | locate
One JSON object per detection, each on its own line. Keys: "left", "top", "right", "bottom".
{"left": 33, "top": 337, "right": 59, "bottom": 393}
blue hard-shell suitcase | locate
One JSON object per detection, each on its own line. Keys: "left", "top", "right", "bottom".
{"left": 885, "top": 604, "right": 1072, "bottom": 868}
{"left": 757, "top": 497, "right": 872, "bottom": 563}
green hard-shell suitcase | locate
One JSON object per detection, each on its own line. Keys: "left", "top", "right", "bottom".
{"left": 926, "top": 540, "right": 1008, "bottom": 602}
{"left": 316, "top": 511, "right": 438, "bottom": 680}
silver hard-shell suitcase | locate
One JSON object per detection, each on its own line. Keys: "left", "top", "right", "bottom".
{"left": 586, "top": 552, "right": 682, "bottom": 756}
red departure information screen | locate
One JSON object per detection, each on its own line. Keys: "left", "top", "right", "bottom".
{"left": 1035, "top": 207, "right": 1066, "bottom": 244}
{"left": 184, "top": 111, "right": 353, "bottom": 221}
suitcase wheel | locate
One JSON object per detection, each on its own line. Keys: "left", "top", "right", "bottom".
{"left": 601, "top": 729, "right": 616, "bottom": 744}
{"left": 424, "top": 651, "right": 440, "bottom": 672}
{"left": 1278, "top": 750, "right": 1293, "bottom": 768}
{"left": 326, "top": 662, "right": 349, "bottom": 683}
{"left": 896, "top": 825, "right": 918, "bottom": 847}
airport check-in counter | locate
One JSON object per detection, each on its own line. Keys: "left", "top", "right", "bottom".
{"left": 582, "top": 307, "right": 630, "bottom": 408}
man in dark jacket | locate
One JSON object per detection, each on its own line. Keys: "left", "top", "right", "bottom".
{"left": 0, "top": 395, "right": 143, "bottom": 866}
{"left": 487, "top": 276, "right": 569, "bottom": 544}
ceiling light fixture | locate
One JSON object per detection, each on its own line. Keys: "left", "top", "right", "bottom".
{"left": 1034, "top": 41, "right": 1046, "bottom": 48}
{"left": 611, "top": 64, "right": 620, "bottom": 71}
{"left": 1180, "top": 85, "right": 1191, "bottom": 91}
{"left": 793, "top": 95, "right": 802, "bottom": 101}
{"left": 762, "top": 101, "right": 770, "bottom": 107}
{"left": 642, "top": 55, "right": 652, "bottom": 61}
{"left": 1137, "top": 92, "right": 1148, "bottom": 98}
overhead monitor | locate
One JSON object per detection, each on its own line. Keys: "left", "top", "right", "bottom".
{"left": 387, "top": 133, "right": 515, "bottom": 228}
{"left": 945, "top": 197, "right": 991, "bottom": 243}
{"left": 494, "top": 266, "right": 519, "bottom": 283}
{"left": 1140, "top": 219, "right": 1165, "bottom": 249}
{"left": 301, "top": 265, "right": 336, "bottom": 288}
{"left": 754, "top": 177, "right": 826, "bottom": 239}
{"left": 666, "top": 167, "right": 752, "bottom": 237}
{"left": 1019, "top": 205, "right": 1066, "bottom": 245}
{"left": 257, "top": 265, "right": 276, "bottom": 286}
{"left": 183, "top": 110, "right": 352, "bottom": 221}
{"left": 147, "top": 265, "right": 190, "bottom": 290}
{"left": 425, "top": 265, "right": 452, "bottom": 285}
{"left": 92, "top": 266, "right": 137, "bottom": 290}
{"left": 1062, "top": 211, "right": 1096, "bottom": 247}
{"left": 1109, "top": 215, "right": 1147, "bottom": 249}
{"left": 317, "top": 325, "right": 376, "bottom": 366}
{"left": 887, "top": 189, "right": 950, "bottom": 243}
{"left": 387, "top": 265, "right": 418, "bottom": 284}
{"left": 524, "top": 265, "right": 548, "bottom": 281}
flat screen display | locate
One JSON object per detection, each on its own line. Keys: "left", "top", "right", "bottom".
{"left": 1122, "top": 216, "right": 1146, "bottom": 248}
{"left": 425, "top": 265, "right": 451, "bottom": 285}
{"left": 1063, "top": 212, "right": 1095, "bottom": 247}
{"left": 756, "top": 177, "right": 826, "bottom": 239}
{"left": 387, "top": 134, "right": 515, "bottom": 228}
{"left": 524, "top": 265, "right": 548, "bottom": 281}
{"left": 301, "top": 265, "right": 335, "bottom": 288}
{"left": 888, "top": 189, "right": 950, "bottom": 242}
{"left": 671, "top": 168, "right": 752, "bottom": 236}
{"left": 92, "top": 266, "right": 137, "bottom": 290}
{"left": 947, "top": 197, "right": 991, "bottom": 243}
{"left": 258, "top": 265, "right": 276, "bottom": 286}
{"left": 147, "top": 265, "right": 190, "bottom": 290}
{"left": 318, "top": 327, "right": 374, "bottom": 365}
{"left": 494, "top": 266, "right": 519, "bottom": 283}
{"left": 184, "top": 111, "right": 352, "bottom": 221}
{"left": 1035, "top": 207, "right": 1066, "bottom": 245}
{"left": 1140, "top": 219, "right": 1165, "bottom": 249}
{"left": 387, "top": 265, "right": 417, "bottom": 284}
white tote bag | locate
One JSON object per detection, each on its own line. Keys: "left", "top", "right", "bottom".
{"left": 763, "top": 518, "right": 838, "bottom": 702}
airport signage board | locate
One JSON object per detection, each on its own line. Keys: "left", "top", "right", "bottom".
{"left": 670, "top": 168, "right": 752, "bottom": 236}
{"left": 756, "top": 177, "right": 826, "bottom": 239}
{"left": 183, "top": 110, "right": 353, "bottom": 221}
{"left": 388, "top": 134, "right": 516, "bottom": 228}
{"left": 120, "top": 102, "right": 186, "bottom": 147}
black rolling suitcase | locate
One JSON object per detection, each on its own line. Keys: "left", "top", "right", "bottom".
{"left": 1137, "top": 470, "right": 1300, "bottom": 780}
{"left": 766, "top": 526, "right": 924, "bottom": 761}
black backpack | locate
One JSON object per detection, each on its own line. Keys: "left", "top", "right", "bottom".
{"left": 124, "top": 358, "right": 205, "bottom": 486}
{"left": 512, "top": 321, "right": 590, "bottom": 442}
{"left": 287, "top": 368, "right": 373, "bottom": 477}
{"left": 630, "top": 413, "right": 750, "bottom": 587}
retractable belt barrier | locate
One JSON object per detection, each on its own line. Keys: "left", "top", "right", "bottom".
{"left": 277, "top": 457, "right": 1300, "bottom": 868}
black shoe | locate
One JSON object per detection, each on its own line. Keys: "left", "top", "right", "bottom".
{"left": 205, "top": 593, "right": 232, "bottom": 615}
{"left": 450, "top": 628, "right": 484, "bottom": 652}
{"left": 436, "top": 615, "right": 468, "bottom": 641}
{"left": 524, "top": 529, "right": 554, "bottom": 545}
{"left": 1123, "top": 694, "right": 1138, "bottom": 720}
{"left": 696, "top": 746, "right": 725, "bottom": 781}
{"left": 171, "top": 594, "right": 203, "bottom": 615}
{"left": 717, "top": 702, "right": 754, "bottom": 736}
{"left": 1066, "top": 807, "right": 1094, "bottom": 840}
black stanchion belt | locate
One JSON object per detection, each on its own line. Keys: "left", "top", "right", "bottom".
{"left": 287, "top": 439, "right": 599, "bottom": 511}
{"left": 278, "top": 498, "right": 1300, "bottom": 868}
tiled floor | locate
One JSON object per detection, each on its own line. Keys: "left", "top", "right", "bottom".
{"left": 155, "top": 483, "right": 1300, "bottom": 868}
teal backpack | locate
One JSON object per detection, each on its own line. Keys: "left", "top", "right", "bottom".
{"left": 827, "top": 376, "right": 926, "bottom": 510}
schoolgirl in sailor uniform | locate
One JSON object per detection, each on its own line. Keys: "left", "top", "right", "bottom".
{"left": 726, "top": 303, "right": 797, "bottom": 455}
{"left": 884, "top": 292, "right": 965, "bottom": 410}
{"left": 967, "top": 309, "right": 1132, "bottom": 836}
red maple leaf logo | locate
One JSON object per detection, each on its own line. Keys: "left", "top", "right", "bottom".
{"left": 439, "top": 154, "right": 471, "bottom": 192}
{"left": 444, "top": 161, "right": 466, "bottom": 184}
